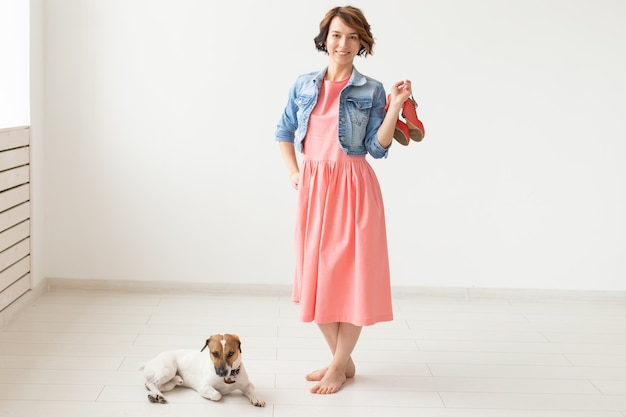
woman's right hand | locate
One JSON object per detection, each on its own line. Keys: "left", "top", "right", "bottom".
{"left": 290, "top": 172, "right": 300, "bottom": 190}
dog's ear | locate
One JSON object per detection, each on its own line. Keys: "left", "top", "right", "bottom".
{"left": 225, "top": 333, "right": 242, "bottom": 353}
{"left": 234, "top": 336, "right": 242, "bottom": 353}
{"left": 200, "top": 338, "right": 211, "bottom": 352}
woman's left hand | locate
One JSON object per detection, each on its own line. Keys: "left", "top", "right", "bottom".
{"left": 389, "top": 79, "right": 413, "bottom": 106}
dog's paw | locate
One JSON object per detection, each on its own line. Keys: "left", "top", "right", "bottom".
{"left": 251, "top": 398, "right": 266, "bottom": 407}
{"left": 147, "top": 393, "right": 167, "bottom": 404}
{"left": 208, "top": 392, "right": 222, "bottom": 401}
{"left": 198, "top": 384, "right": 222, "bottom": 401}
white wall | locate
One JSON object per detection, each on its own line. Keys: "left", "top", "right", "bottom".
{"left": 0, "top": 0, "right": 29, "bottom": 128}
{"left": 34, "top": 0, "right": 626, "bottom": 291}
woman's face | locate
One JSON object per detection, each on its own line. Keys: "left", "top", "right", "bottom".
{"left": 325, "top": 17, "right": 361, "bottom": 65}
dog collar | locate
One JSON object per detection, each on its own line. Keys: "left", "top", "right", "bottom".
{"left": 224, "top": 367, "right": 240, "bottom": 384}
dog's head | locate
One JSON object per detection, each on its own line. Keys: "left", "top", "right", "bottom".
{"left": 200, "top": 334, "right": 242, "bottom": 377}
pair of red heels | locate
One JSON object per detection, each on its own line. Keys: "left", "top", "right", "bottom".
{"left": 385, "top": 95, "right": 425, "bottom": 146}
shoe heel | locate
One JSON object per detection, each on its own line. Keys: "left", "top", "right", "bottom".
{"left": 394, "top": 119, "right": 410, "bottom": 146}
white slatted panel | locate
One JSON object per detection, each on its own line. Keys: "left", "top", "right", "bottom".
{"left": 0, "top": 126, "right": 31, "bottom": 312}
{"left": 0, "top": 275, "right": 30, "bottom": 312}
{"left": 0, "top": 127, "right": 29, "bottom": 150}
{"left": 0, "top": 148, "right": 29, "bottom": 171}
{"left": 0, "top": 238, "right": 29, "bottom": 272}
{"left": 0, "top": 184, "right": 29, "bottom": 213}
{"left": 0, "top": 203, "right": 30, "bottom": 234}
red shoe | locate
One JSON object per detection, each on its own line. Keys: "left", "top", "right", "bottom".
{"left": 402, "top": 96, "right": 425, "bottom": 142}
{"left": 385, "top": 95, "right": 411, "bottom": 146}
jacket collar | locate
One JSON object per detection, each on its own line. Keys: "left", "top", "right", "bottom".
{"left": 312, "top": 66, "right": 367, "bottom": 88}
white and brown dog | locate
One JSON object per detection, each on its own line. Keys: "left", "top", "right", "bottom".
{"left": 141, "top": 333, "right": 265, "bottom": 407}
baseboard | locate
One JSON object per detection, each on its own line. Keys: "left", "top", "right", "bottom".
{"left": 46, "top": 277, "right": 293, "bottom": 297}
{"left": 392, "top": 285, "right": 626, "bottom": 302}
{"left": 44, "top": 277, "right": 626, "bottom": 303}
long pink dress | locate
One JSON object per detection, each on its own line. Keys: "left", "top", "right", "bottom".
{"left": 293, "top": 78, "right": 393, "bottom": 326}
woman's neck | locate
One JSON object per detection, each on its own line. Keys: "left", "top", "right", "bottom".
{"left": 325, "top": 63, "right": 353, "bottom": 82}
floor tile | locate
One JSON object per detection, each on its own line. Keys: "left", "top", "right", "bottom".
{"left": 440, "top": 392, "right": 626, "bottom": 411}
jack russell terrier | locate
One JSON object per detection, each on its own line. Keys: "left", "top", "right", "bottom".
{"left": 141, "top": 333, "right": 265, "bottom": 407}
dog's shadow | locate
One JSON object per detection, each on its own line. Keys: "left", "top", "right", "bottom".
{"left": 146, "top": 385, "right": 258, "bottom": 405}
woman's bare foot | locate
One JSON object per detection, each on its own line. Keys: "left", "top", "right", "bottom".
{"left": 310, "top": 365, "right": 347, "bottom": 394}
{"left": 305, "top": 368, "right": 326, "bottom": 381}
{"left": 306, "top": 358, "right": 356, "bottom": 381}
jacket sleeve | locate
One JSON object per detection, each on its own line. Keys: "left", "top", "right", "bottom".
{"left": 274, "top": 81, "right": 299, "bottom": 143}
{"left": 365, "top": 84, "right": 389, "bottom": 159}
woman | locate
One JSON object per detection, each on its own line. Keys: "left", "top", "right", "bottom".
{"left": 275, "top": 6, "right": 423, "bottom": 394}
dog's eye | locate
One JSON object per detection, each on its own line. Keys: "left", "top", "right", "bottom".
{"left": 227, "top": 352, "right": 234, "bottom": 358}
{"left": 212, "top": 351, "right": 219, "bottom": 358}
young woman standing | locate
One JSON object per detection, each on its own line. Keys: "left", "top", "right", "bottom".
{"left": 275, "top": 6, "right": 423, "bottom": 394}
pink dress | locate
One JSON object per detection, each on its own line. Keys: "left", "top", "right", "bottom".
{"left": 293, "top": 78, "right": 393, "bottom": 326}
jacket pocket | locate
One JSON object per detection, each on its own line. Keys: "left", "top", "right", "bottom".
{"left": 346, "top": 97, "right": 372, "bottom": 127}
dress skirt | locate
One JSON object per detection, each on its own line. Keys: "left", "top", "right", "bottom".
{"left": 292, "top": 79, "right": 393, "bottom": 326}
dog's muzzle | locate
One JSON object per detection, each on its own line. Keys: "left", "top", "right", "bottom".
{"left": 216, "top": 366, "right": 230, "bottom": 377}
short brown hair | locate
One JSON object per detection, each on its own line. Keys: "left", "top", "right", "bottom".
{"left": 314, "top": 6, "right": 375, "bottom": 57}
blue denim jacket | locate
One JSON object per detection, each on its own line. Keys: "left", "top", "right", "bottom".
{"left": 275, "top": 67, "right": 388, "bottom": 158}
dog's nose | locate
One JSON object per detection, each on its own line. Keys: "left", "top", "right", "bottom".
{"left": 216, "top": 367, "right": 229, "bottom": 377}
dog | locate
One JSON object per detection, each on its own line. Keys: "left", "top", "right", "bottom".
{"left": 141, "top": 333, "right": 265, "bottom": 407}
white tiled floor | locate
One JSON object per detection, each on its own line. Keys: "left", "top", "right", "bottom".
{"left": 1, "top": 285, "right": 626, "bottom": 416}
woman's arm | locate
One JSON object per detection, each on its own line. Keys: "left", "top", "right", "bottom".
{"left": 279, "top": 141, "right": 300, "bottom": 190}
{"left": 377, "top": 80, "right": 413, "bottom": 149}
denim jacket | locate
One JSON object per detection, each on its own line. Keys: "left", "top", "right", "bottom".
{"left": 275, "top": 67, "right": 389, "bottom": 159}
